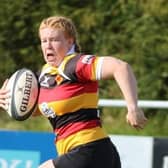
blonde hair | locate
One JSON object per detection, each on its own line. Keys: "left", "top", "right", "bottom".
{"left": 39, "top": 16, "right": 81, "bottom": 52}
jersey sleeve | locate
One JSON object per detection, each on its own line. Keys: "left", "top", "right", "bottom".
{"left": 76, "top": 55, "right": 104, "bottom": 82}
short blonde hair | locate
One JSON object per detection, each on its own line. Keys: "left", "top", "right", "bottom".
{"left": 39, "top": 16, "right": 81, "bottom": 52}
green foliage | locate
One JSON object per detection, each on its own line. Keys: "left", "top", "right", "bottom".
{"left": 101, "top": 107, "right": 168, "bottom": 137}
{"left": 0, "top": 0, "right": 57, "bottom": 81}
{"left": 0, "top": 0, "right": 167, "bottom": 136}
{"left": 0, "top": 110, "right": 52, "bottom": 131}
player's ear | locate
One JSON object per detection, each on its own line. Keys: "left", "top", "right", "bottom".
{"left": 67, "top": 37, "right": 74, "bottom": 47}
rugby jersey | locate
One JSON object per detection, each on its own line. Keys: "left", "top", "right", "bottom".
{"left": 38, "top": 53, "right": 107, "bottom": 155}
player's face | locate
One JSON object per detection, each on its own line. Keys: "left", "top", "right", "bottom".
{"left": 40, "top": 28, "right": 73, "bottom": 67}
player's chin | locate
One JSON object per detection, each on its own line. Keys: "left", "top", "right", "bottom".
{"left": 47, "top": 61, "right": 59, "bottom": 67}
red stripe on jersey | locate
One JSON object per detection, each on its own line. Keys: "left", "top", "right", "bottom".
{"left": 55, "top": 119, "right": 101, "bottom": 141}
{"left": 38, "top": 82, "right": 98, "bottom": 103}
{"left": 76, "top": 55, "right": 96, "bottom": 82}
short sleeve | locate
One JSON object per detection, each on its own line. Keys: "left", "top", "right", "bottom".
{"left": 75, "top": 55, "right": 104, "bottom": 82}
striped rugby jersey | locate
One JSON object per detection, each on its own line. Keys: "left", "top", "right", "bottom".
{"left": 38, "top": 53, "right": 107, "bottom": 155}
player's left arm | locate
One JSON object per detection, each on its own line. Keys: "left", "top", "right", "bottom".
{"left": 99, "top": 56, "right": 147, "bottom": 129}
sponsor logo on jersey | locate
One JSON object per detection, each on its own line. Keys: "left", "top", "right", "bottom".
{"left": 81, "top": 55, "right": 94, "bottom": 64}
{"left": 41, "top": 102, "right": 56, "bottom": 118}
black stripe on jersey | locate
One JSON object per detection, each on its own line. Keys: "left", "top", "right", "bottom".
{"left": 48, "top": 108, "right": 99, "bottom": 129}
{"left": 64, "top": 54, "right": 82, "bottom": 82}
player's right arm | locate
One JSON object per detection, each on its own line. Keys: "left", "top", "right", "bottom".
{"left": 31, "top": 107, "right": 42, "bottom": 116}
{"left": 0, "top": 79, "right": 10, "bottom": 110}
{"left": 0, "top": 79, "right": 41, "bottom": 116}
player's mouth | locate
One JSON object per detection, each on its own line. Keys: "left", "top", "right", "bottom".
{"left": 46, "top": 53, "right": 55, "bottom": 61}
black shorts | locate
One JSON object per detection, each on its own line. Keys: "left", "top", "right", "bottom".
{"left": 53, "top": 137, "right": 121, "bottom": 168}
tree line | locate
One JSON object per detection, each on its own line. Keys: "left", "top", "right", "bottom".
{"left": 0, "top": 0, "right": 167, "bottom": 113}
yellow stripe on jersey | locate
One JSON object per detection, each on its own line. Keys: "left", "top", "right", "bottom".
{"left": 56, "top": 126, "right": 107, "bottom": 155}
{"left": 40, "top": 54, "right": 77, "bottom": 77}
{"left": 91, "top": 56, "right": 98, "bottom": 80}
{"left": 59, "top": 54, "right": 76, "bottom": 70}
{"left": 39, "top": 93, "right": 98, "bottom": 116}
{"left": 91, "top": 56, "right": 104, "bottom": 81}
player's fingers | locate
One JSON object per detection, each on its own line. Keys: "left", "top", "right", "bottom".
{"left": 0, "top": 90, "right": 10, "bottom": 99}
{"left": 0, "top": 100, "right": 9, "bottom": 110}
{"left": 133, "top": 124, "right": 143, "bottom": 130}
{"left": 126, "top": 117, "right": 147, "bottom": 130}
{"left": 1, "top": 79, "right": 9, "bottom": 90}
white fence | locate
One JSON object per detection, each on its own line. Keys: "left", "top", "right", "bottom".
{"left": 99, "top": 99, "right": 168, "bottom": 168}
{"left": 98, "top": 99, "right": 168, "bottom": 109}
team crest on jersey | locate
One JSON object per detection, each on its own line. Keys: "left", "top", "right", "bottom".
{"left": 81, "top": 55, "right": 94, "bottom": 64}
{"left": 55, "top": 74, "right": 64, "bottom": 85}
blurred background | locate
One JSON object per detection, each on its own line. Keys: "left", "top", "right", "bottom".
{"left": 0, "top": 0, "right": 167, "bottom": 136}
{"left": 0, "top": 1, "right": 167, "bottom": 167}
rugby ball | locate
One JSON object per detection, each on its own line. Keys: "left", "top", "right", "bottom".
{"left": 6, "top": 68, "right": 39, "bottom": 121}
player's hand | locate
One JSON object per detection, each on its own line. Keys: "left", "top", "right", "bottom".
{"left": 38, "top": 159, "right": 55, "bottom": 168}
{"left": 0, "top": 79, "right": 10, "bottom": 110}
{"left": 126, "top": 107, "right": 147, "bottom": 129}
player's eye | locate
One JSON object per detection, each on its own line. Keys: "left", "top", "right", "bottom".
{"left": 41, "top": 39, "right": 47, "bottom": 43}
{"left": 51, "top": 38, "right": 60, "bottom": 42}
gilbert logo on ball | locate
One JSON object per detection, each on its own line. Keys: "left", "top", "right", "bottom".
{"left": 6, "top": 68, "right": 39, "bottom": 121}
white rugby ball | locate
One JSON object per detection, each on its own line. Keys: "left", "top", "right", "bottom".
{"left": 6, "top": 68, "right": 39, "bottom": 121}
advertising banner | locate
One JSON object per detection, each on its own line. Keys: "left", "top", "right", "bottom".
{"left": 110, "top": 135, "right": 153, "bottom": 168}
{"left": 0, "top": 130, "right": 57, "bottom": 168}
{"left": 0, "top": 130, "right": 167, "bottom": 168}
{"left": 153, "top": 138, "right": 168, "bottom": 168}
